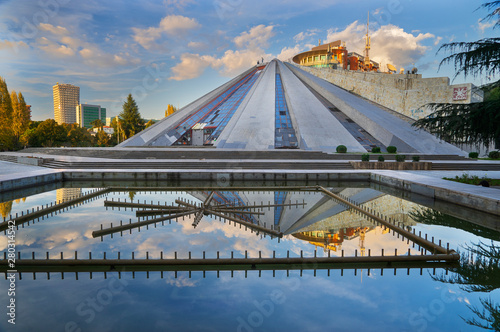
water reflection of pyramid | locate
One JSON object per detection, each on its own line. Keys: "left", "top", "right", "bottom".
{"left": 189, "top": 188, "right": 416, "bottom": 235}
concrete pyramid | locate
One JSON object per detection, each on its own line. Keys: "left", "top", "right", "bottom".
{"left": 119, "top": 59, "right": 465, "bottom": 155}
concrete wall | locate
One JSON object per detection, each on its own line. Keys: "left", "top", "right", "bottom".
{"left": 293, "top": 64, "right": 483, "bottom": 120}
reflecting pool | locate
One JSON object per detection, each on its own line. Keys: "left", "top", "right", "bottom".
{"left": 0, "top": 182, "right": 499, "bottom": 331}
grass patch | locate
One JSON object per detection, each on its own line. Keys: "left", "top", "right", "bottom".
{"left": 444, "top": 174, "right": 500, "bottom": 186}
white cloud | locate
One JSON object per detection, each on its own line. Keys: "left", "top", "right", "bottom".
{"left": 169, "top": 53, "right": 211, "bottom": 80}
{"left": 326, "top": 21, "right": 437, "bottom": 70}
{"left": 38, "top": 23, "right": 68, "bottom": 35}
{"left": 293, "top": 29, "right": 319, "bottom": 43}
{"left": 476, "top": 19, "right": 495, "bottom": 33}
{"left": 35, "top": 23, "right": 139, "bottom": 67}
{"left": 187, "top": 41, "right": 206, "bottom": 50}
{"left": 170, "top": 24, "right": 274, "bottom": 80}
{"left": 164, "top": 0, "right": 196, "bottom": 10}
{"left": 210, "top": 48, "right": 270, "bottom": 76}
{"left": 233, "top": 24, "right": 275, "bottom": 49}
{"left": 277, "top": 44, "right": 303, "bottom": 62}
{"left": 37, "top": 36, "right": 76, "bottom": 57}
{"left": 0, "top": 39, "right": 28, "bottom": 51}
{"left": 132, "top": 14, "right": 200, "bottom": 50}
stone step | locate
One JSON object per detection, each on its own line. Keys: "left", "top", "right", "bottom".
{"left": 431, "top": 163, "right": 500, "bottom": 171}
{"left": 16, "top": 148, "right": 468, "bottom": 161}
{"left": 41, "top": 160, "right": 354, "bottom": 170}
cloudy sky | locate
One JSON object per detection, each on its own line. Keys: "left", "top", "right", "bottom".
{"left": 0, "top": 0, "right": 497, "bottom": 121}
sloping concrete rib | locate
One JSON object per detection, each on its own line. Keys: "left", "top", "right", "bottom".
{"left": 285, "top": 63, "right": 467, "bottom": 155}
{"left": 118, "top": 66, "right": 259, "bottom": 147}
{"left": 278, "top": 61, "right": 366, "bottom": 153}
{"left": 283, "top": 188, "right": 384, "bottom": 234}
{"left": 216, "top": 61, "right": 276, "bottom": 149}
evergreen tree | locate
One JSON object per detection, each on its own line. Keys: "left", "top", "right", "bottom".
{"left": 11, "top": 91, "right": 30, "bottom": 146}
{"left": 413, "top": 1, "right": 500, "bottom": 147}
{"left": 0, "top": 77, "right": 14, "bottom": 150}
{"left": 119, "top": 94, "right": 144, "bottom": 139}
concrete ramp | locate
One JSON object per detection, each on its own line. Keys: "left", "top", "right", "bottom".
{"left": 286, "top": 63, "right": 467, "bottom": 155}
{"left": 278, "top": 61, "right": 366, "bottom": 153}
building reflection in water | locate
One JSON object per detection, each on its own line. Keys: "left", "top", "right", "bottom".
{"left": 293, "top": 227, "right": 377, "bottom": 254}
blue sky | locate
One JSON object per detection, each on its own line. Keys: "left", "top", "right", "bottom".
{"left": 0, "top": 0, "right": 497, "bottom": 121}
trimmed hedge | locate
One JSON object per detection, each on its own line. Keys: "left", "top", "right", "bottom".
{"left": 387, "top": 146, "right": 397, "bottom": 153}
{"left": 395, "top": 155, "right": 406, "bottom": 162}
{"left": 361, "top": 153, "right": 370, "bottom": 161}
{"left": 468, "top": 152, "right": 479, "bottom": 159}
{"left": 378, "top": 155, "right": 385, "bottom": 162}
{"left": 488, "top": 150, "right": 500, "bottom": 159}
{"left": 371, "top": 147, "right": 381, "bottom": 153}
{"left": 412, "top": 155, "right": 420, "bottom": 162}
{"left": 336, "top": 145, "right": 347, "bottom": 153}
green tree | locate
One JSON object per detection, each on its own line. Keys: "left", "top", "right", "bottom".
{"left": 413, "top": 1, "right": 500, "bottom": 147}
{"left": 109, "top": 116, "right": 120, "bottom": 145}
{"left": 11, "top": 91, "right": 30, "bottom": 147}
{"left": 20, "top": 127, "right": 38, "bottom": 147}
{"left": 96, "top": 129, "right": 110, "bottom": 146}
{"left": 66, "top": 124, "right": 93, "bottom": 147}
{"left": 34, "top": 119, "right": 67, "bottom": 147}
{"left": 90, "top": 119, "right": 104, "bottom": 130}
{"left": 119, "top": 94, "right": 144, "bottom": 139}
{"left": 0, "top": 77, "right": 14, "bottom": 151}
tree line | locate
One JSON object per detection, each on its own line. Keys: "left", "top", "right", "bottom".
{"left": 0, "top": 77, "right": 172, "bottom": 150}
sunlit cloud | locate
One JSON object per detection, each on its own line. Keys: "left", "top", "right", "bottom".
{"left": 34, "top": 23, "right": 139, "bottom": 67}
{"left": 476, "top": 19, "right": 496, "bottom": 33}
{"left": 0, "top": 39, "right": 28, "bottom": 51}
{"left": 169, "top": 24, "right": 274, "bottom": 80}
{"left": 132, "top": 14, "right": 200, "bottom": 50}
{"left": 233, "top": 24, "right": 275, "bottom": 49}
{"left": 326, "top": 21, "right": 438, "bottom": 70}
{"left": 293, "top": 29, "right": 319, "bottom": 43}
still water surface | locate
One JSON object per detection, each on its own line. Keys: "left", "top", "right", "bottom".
{"left": 0, "top": 183, "right": 499, "bottom": 331}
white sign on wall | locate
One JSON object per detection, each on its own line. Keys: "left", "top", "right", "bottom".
{"left": 452, "top": 87, "right": 468, "bottom": 101}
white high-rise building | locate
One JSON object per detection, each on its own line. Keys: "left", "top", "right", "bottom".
{"left": 53, "top": 83, "right": 80, "bottom": 125}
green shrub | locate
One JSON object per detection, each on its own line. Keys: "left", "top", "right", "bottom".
{"left": 336, "top": 145, "right": 347, "bottom": 153}
{"left": 387, "top": 146, "right": 397, "bottom": 153}
{"left": 361, "top": 153, "right": 370, "bottom": 161}
{"left": 395, "top": 155, "right": 406, "bottom": 162}
{"left": 378, "top": 155, "right": 385, "bottom": 162}
{"left": 412, "top": 155, "right": 420, "bottom": 162}
{"left": 488, "top": 150, "right": 500, "bottom": 159}
{"left": 371, "top": 147, "right": 381, "bottom": 153}
{"left": 468, "top": 152, "right": 479, "bottom": 159}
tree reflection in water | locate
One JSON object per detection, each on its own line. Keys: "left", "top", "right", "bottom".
{"left": 411, "top": 207, "right": 500, "bottom": 330}
{"left": 409, "top": 209, "right": 499, "bottom": 241}
{"left": 435, "top": 241, "right": 499, "bottom": 330}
